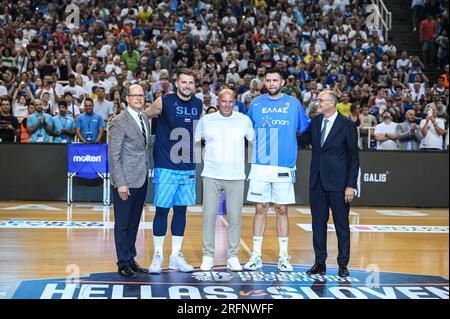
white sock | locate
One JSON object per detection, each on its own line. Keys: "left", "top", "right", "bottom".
{"left": 171, "top": 236, "right": 184, "bottom": 257}
{"left": 253, "top": 236, "right": 263, "bottom": 256}
{"left": 278, "top": 237, "right": 289, "bottom": 257}
{"left": 153, "top": 235, "right": 165, "bottom": 257}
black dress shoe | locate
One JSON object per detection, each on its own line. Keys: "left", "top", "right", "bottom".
{"left": 338, "top": 265, "right": 350, "bottom": 277}
{"left": 130, "top": 260, "right": 149, "bottom": 273}
{"left": 306, "top": 263, "right": 326, "bottom": 275}
{"left": 118, "top": 265, "right": 137, "bottom": 278}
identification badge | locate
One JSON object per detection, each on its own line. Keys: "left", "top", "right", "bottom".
{"left": 61, "top": 138, "right": 68, "bottom": 144}
{"left": 86, "top": 132, "right": 93, "bottom": 142}
{"left": 37, "top": 134, "right": 44, "bottom": 143}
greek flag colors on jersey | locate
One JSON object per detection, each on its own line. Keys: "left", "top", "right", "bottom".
{"left": 247, "top": 94, "right": 311, "bottom": 168}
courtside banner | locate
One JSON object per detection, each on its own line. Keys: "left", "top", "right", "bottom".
{"left": 68, "top": 144, "right": 109, "bottom": 179}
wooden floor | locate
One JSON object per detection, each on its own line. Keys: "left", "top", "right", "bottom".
{"left": 0, "top": 201, "right": 448, "bottom": 296}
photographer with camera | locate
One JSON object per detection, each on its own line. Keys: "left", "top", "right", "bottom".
{"left": 35, "top": 75, "right": 60, "bottom": 112}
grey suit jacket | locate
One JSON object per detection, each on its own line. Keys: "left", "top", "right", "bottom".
{"left": 396, "top": 121, "right": 423, "bottom": 151}
{"left": 108, "top": 110, "right": 151, "bottom": 189}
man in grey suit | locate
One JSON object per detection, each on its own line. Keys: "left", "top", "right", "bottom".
{"left": 108, "top": 84, "right": 151, "bottom": 277}
{"left": 396, "top": 110, "right": 423, "bottom": 151}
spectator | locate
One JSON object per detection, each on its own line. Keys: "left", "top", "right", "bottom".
{"left": 52, "top": 101, "right": 76, "bottom": 144}
{"left": 93, "top": 86, "right": 114, "bottom": 122}
{"left": 205, "top": 106, "right": 217, "bottom": 114}
{"left": 63, "top": 74, "right": 86, "bottom": 102}
{"left": 420, "top": 104, "right": 446, "bottom": 150}
{"left": 62, "top": 92, "right": 81, "bottom": 120}
{"left": 75, "top": 98, "right": 105, "bottom": 144}
{"left": 396, "top": 109, "right": 423, "bottom": 151}
{"left": 35, "top": 75, "right": 60, "bottom": 108}
{"left": 435, "top": 29, "right": 448, "bottom": 71}
{"left": 121, "top": 43, "right": 141, "bottom": 74}
{"left": 374, "top": 110, "right": 399, "bottom": 150}
{"left": 412, "top": 0, "right": 425, "bottom": 32}
{"left": 111, "top": 90, "right": 127, "bottom": 116}
{"left": 359, "top": 105, "right": 378, "bottom": 149}
{"left": 337, "top": 93, "right": 352, "bottom": 117}
{"left": 150, "top": 70, "right": 173, "bottom": 95}
{"left": 26, "top": 99, "right": 53, "bottom": 143}
{"left": 0, "top": 98, "right": 19, "bottom": 143}
{"left": 41, "top": 92, "right": 55, "bottom": 116}
{"left": 419, "top": 13, "right": 437, "bottom": 64}
{"left": 12, "top": 92, "right": 32, "bottom": 120}
{"left": 282, "top": 75, "right": 303, "bottom": 101}
{"left": 226, "top": 64, "right": 241, "bottom": 85}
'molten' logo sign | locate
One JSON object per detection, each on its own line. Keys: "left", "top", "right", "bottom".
{"left": 8, "top": 264, "right": 449, "bottom": 299}
{"left": 72, "top": 155, "right": 102, "bottom": 163}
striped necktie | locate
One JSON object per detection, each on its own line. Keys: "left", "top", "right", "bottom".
{"left": 320, "top": 119, "right": 329, "bottom": 147}
{"left": 138, "top": 113, "right": 147, "bottom": 148}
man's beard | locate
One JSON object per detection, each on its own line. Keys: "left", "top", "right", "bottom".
{"left": 267, "top": 87, "right": 282, "bottom": 97}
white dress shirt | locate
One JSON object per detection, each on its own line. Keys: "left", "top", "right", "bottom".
{"left": 127, "top": 107, "right": 148, "bottom": 139}
{"left": 321, "top": 110, "right": 339, "bottom": 144}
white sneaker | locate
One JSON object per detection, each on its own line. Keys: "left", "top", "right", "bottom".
{"left": 227, "top": 257, "right": 243, "bottom": 271}
{"left": 169, "top": 253, "right": 194, "bottom": 272}
{"left": 200, "top": 256, "right": 214, "bottom": 271}
{"left": 149, "top": 253, "right": 164, "bottom": 274}
{"left": 243, "top": 253, "right": 262, "bottom": 271}
{"left": 278, "top": 254, "right": 293, "bottom": 272}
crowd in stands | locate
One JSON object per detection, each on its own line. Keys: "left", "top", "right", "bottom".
{"left": 0, "top": 0, "right": 448, "bottom": 150}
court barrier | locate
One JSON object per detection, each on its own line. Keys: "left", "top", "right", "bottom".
{"left": 0, "top": 144, "right": 448, "bottom": 207}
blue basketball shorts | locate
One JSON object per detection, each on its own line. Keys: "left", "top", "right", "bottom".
{"left": 153, "top": 168, "right": 196, "bottom": 208}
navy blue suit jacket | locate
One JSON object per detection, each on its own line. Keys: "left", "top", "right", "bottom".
{"left": 298, "top": 112, "right": 359, "bottom": 192}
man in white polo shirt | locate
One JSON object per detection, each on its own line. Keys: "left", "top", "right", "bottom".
{"left": 420, "top": 104, "right": 446, "bottom": 150}
{"left": 195, "top": 89, "right": 255, "bottom": 271}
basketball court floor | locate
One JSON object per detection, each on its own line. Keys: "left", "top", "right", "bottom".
{"left": 0, "top": 201, "right": 448, "bottom": 299}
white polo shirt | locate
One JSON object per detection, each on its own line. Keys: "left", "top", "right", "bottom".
{"left": 195, "top": 111, "right": 255, "bottom": 180}
{"left": 420, "top": 118, "right": 445, "bottom": 150}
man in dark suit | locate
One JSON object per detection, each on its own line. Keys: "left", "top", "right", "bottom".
{"left": 108, "top": 84, "right": 151, "bottom": 277}
{"left": 298, "top": 90, "right": 359, "bottom": 277}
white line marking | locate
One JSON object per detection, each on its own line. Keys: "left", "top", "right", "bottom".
{"left": 297, "top": 223, "right": 449, "bottom": 233}
{"left": 296, "top": 208, "right": 359, "bottom": 216}
{"left": 218, "top": 216, "right": 253, "bottom": 256}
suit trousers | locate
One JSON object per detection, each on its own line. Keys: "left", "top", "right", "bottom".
{"left": 202, "top": 177, "right": 244, "bottom": 258}
{"left": 113, "top": 178, "right": 148, "bottom": 267}
{"left": 310, "top": 177, "right": 350, "bottom": 266}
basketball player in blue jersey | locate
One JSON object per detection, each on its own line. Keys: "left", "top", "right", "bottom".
{"left": 244, "top": 70, "right": 311, "bottom": 272}
{"left": 144, "top": 69, "right": 203, "bottom": 274}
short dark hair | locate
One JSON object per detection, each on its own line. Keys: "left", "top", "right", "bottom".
{"left": 84, "top": 97, "right": 94, "bottom": 105}
{"left": 265, "top": 69, "right": 283, "bottom": 79}
{"left": 58, "top": 100, "right": 67, "bottom": 108}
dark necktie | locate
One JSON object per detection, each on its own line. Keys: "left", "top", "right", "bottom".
{"left": 320, "top": 118, "right": 329, "bottom": 147}
{"left": 138, "top": 113, "right": 147, "bottom": 148}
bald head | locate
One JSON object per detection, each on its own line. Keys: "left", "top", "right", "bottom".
{"left": 406, "top": 109, "right": 416, "bottom": 123}
{"left": 218, "top": 88, "right": 235, "bottom": 101}
{"left": 217, "top": 89, "right": 235, "bottom": 118}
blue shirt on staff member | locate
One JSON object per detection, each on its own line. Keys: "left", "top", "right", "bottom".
{"left": 27, "top": 112, "right": 54, "bottom": 143}
{"left": 75, "top": 112, "right": 105, "bottom": 143}
{"left": 52, "top": 114, "right": 75, "bottom": 143}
